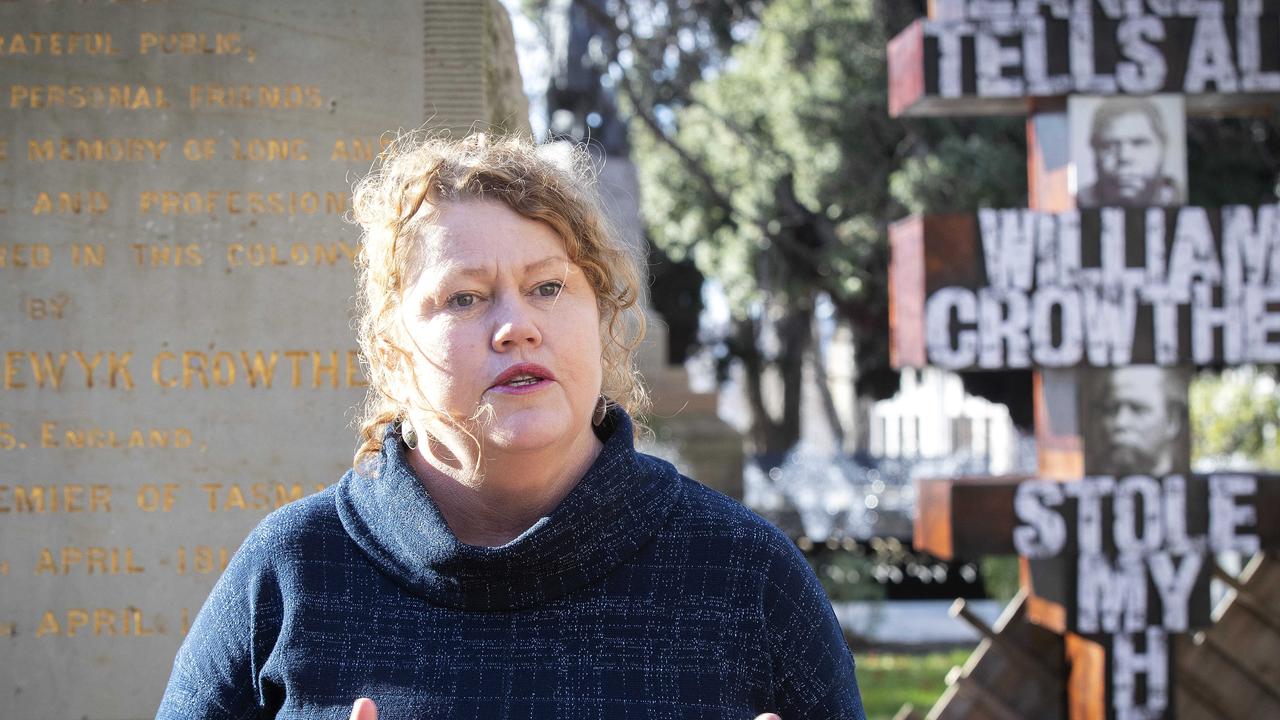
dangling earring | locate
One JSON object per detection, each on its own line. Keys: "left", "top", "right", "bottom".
{"left": 401, "top": 421, "right": 418, "bottom": 450}
{"left": 592, "top": 396, "right": 609, "bottom": 426}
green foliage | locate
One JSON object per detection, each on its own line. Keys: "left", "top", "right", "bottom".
{"left": 1191, "top": 367, "right": 1280, "bottom": 470}
{"left": 889, "top": 130, "right": 1027, "bottom": 215}
{"left": 633, "top": 0, "right": 900, "bottom": 312}
{"left": 857, "top": 649, "right": 971, "bottom": 720}
{"left": 1188, "top": 118, "right": 1280, "bottom": 207}
{"left": 977, "top": 555, "right": 1020, "bottom": 604}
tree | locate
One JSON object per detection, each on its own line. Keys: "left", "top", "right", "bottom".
{"left": 627, "top": 0, "right": 1030, "bottom": 453}
{"left": 1191, "top": 366, "right": 1280, "bottom": 470}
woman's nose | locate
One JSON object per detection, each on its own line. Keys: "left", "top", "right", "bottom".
{"left": 490, "top": 299, "right": 542, "bottom": 351}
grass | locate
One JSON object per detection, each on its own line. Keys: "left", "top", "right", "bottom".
{"left": 856, "top": 648, "right": 972, "bottom": 720}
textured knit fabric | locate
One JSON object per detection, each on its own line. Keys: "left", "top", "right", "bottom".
{"left": 157, "top": 409, "right": 866, "bottom": 719}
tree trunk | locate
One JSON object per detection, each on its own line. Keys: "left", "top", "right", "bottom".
{"left": 736, "top": 296, "right": 814, "bottom": 457}
{"left": 735, "top": 316, "right": 772, "bottom": 455}
{"left": 810, "top": 316, "right": 847, "bottom": 451}
{"left": 775, "top": 296, "right": 811, "bottom": 454}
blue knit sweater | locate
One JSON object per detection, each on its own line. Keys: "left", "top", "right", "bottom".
{"left": 157, "top": 410, "right": 866, "bottom": 719}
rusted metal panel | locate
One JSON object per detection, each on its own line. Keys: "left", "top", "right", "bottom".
{"left": 913, "top": 476, "right": 1031, "bottom": 560}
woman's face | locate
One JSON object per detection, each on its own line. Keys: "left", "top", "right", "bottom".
{"left": 397, "top": 199, "right": 603, "bottom": 455}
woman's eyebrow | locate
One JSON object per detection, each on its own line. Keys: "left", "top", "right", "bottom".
{"left": 523, "top": 256, "right": 568, "bottom": 274}
{"left": 450, "top": 256, "right": 567, "bottom": 278}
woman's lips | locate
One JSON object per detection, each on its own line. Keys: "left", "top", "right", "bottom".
{"left": 488, "top": 363, "right": 556, "bottom": 395}
{"left": 488, "top": 378, "right": 554, "bottom": 395}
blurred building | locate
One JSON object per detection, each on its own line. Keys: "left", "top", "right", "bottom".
{"left": 869, "top": 367, "right": 1022, "bottom": 476}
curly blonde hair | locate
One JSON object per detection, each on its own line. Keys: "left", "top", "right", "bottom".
{"left": 349, "top": 131, "right": 650, "bottom": 471}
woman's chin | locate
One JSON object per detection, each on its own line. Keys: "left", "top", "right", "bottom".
{"left": 483, "top": 408, "right": 585, "bottom": 453}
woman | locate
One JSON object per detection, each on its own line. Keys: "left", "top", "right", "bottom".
{"left": 157, "top": 133, "right": 866, "bottom": 720}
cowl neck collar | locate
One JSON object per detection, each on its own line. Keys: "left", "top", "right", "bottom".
{"left": 336, "top": 408, "right": 683, "bottom": 611}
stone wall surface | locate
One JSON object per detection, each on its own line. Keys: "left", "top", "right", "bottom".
{"left": 0, "top": 2, "right": 502, "bottom": 717}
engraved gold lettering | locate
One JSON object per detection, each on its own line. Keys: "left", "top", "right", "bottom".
{"left": 0, "top": 243, "right": 53, "bottom": 267}
{"left": 108, "top": 351, "right": 134, "bottom": 389}
{"left": 152, "top": 352, "right": 176, "bottom": 388}
{"left": 40, "top": 421, "right": 58, "bottom": 448}
{"left": 28, "top": 137, "right": 168, "bottom": 162}
{"left": 17, "top": 485, "right": 53, "bottom": 511}
{"left": 284, "top": 350, "right": 308, "bottom": 388}
{"left": 32, "top": 191, "right": 109, "bottom": 215}
{"left": 180, "top": 137, "right": 217, "bottom": 160}
{"left": 225, "top": 240, "right": 354, "bottom": 268}
{"left": 312, "top": 351, "right": 339, "bottom": 388}
{"left": 2, "top": 351, "right": 136, "bottom": 389}
{"left": 128, "top": 242, "right": 203, "bottom": 267}
{"left": 201, "top": 482, "right": 327, "bottom": 511}
{"left": 152, "top": 350, "right": 358, "bottom": 389}
{"left": 71, "top": 351, "right": 101, "bottom": 386}
{"left": 71, "top": 243, "right": 105, "bottom": 267}
{"left": 3, "top": 353, "right": 23, "bottom": 389}
{"left": 200, "top": 483, "right": 220, "bottom": 512}
{"left": 330, "top": 137, "right": 388, "bottom": 162}
{"left": 0, "top": 422, "right": 16, "bottom": 450}
{"left": 181, "top": 351, "right": 208, "bottom": 388}
{"left": 35, "top": 608, "right": 164, "bottom": 637}
{"left": 132, "top": 608, "right": 156, "bottom": 636}
{"left": 91, "top": 484, "right": 110, "bottom": 510}
{"left": 139, "top": 190, "right": 345, "bottom": 216}
{"left": 35, "top": 611, "right": 59, "bottom": 638}
{"left": 225, "top": 484, "right": 247, "bottom": 510}
{"left": 94, "top": 608, "right": 116, "bottom": 636}
{"left": 177, "top": 545, "right": 229, "bottom": 574}
{"left": 30, "top": 353, "right": 69, "bottom": 390}
{"left": 0, "top": 32, "right": 118, "bottom": 57}
{"left": 138, "top": 32, "right": 240, "bottom": 56}
{"left": 9, "top": 85, "right": 168, "bottom": 110}
{"left": 230, "top": 138, "right": 308, "bottom": 161}
{"left": 38, "top": 423, "right": 185, "bottom": 450}
{"left": 0, "top": 484, "right": 111, "bottom": 513}
{"left": 241, "top": 350, "right": 278, "bottom": 388}
{"left": 33, "top": 547, "right": 142, "bottom": 575}
{"left": 25, "top": 293, "right": 70, "bottom": 320}
{"left": 34, "top": 549, "right": 56, "bottom": 575}
{"left": 211, "top": 351, "right": 235, "bottom": 386}
{"left": 136, "top": 483, "right": 178, "bottom": 512}
{"left": 66, "top": 609, "right": 88, "bottom": 637}
{"left": 188, "top": 83, "right": 323, "bottom": 110}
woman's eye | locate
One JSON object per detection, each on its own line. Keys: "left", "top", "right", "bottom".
{"left": 448, "top": 293, "right": 479, "bottom": 309}
{"left": 536, "top": 282, "right": 563, "bottom": 298}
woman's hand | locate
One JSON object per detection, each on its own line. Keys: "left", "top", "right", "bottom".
{"left": 348, "top": 698, "right": 781, "bottom": 720}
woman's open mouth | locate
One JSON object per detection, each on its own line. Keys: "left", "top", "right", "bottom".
{"left": 489, "top": 363, "right": 556, "bottom": 395}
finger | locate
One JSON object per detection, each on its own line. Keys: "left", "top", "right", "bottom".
{"left": 753, "top": 714, "right": 781, "bottom": 720}
{"left": 349, "top": 697, "right": 378, "bottom": 720}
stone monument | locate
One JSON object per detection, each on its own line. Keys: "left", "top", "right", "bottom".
{"left": 0, "top": 1, "right": 525, "bottom": 717}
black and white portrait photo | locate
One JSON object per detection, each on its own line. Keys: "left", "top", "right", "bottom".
{"left": 1070, "top": 95, "right": 1187, "bottom": 208}
{"left": 1081, "top": 366, "right": 1191, "bottom": 477}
